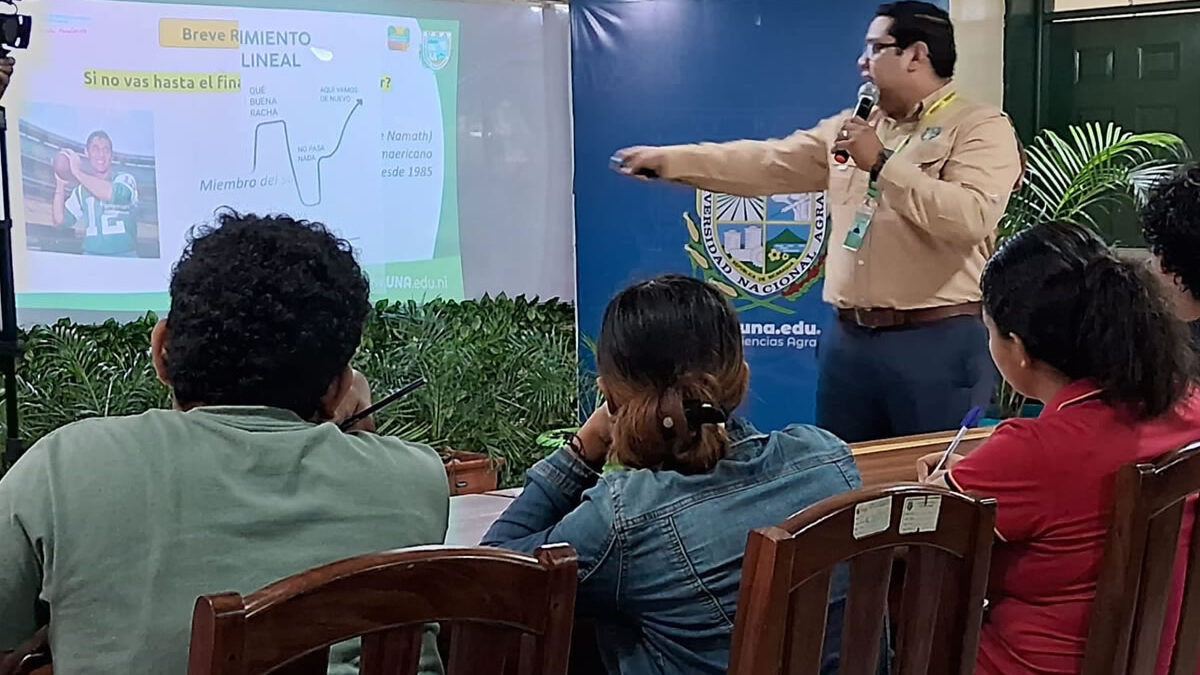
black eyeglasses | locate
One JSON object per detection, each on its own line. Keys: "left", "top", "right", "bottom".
{"left": 863, "top": 41, "right": 901, "bottom": 58}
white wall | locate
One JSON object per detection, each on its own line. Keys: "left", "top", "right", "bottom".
{"left": 951, "top": 0, "right": 1007, "bottom": 107}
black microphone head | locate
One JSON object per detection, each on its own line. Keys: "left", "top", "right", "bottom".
{"left": 858, "top": 81, "right": 879, "bottom": 105}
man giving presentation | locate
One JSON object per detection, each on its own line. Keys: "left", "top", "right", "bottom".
{"left": 615, "top": 1, "right": 1021, "bottom": 443}
{"left": 52, "top": 130, "right": 140, "bottom": 257}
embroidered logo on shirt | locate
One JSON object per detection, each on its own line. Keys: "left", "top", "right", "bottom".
{"left": 921, "top": 126, "right": 942, "bottom": 141}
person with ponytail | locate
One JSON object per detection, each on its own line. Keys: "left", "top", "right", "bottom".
{"left": 917, "top": 221, "right": 1200, "bottom": 675}
{"left": 483, "top": 275, "right": 864, "bottom": 675}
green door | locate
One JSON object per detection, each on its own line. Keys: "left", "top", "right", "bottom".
{"left": 1043, "top": 11, "right": 1200, "bottom": 243}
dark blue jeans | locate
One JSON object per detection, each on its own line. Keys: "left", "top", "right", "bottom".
{"left": 816, "top": 313, "right": 996, "bottom": 444}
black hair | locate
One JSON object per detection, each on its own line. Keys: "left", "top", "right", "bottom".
{"left": 165, "top": 210, "right": 371, "bottom": 418}
{"left": 597, "top": 274, "right": 748, "bottom": 475}
{"left": 1141, "top": 162, "right": 1200, "bottom": 301}
{"left": 982, "top": 221, "right": 1193, "bottom": 419}
{"left": 86, "top": 130, "right": 111, "bottom": 148}
{"left": 876, "top": 1, "right": 957, "bottom": 79}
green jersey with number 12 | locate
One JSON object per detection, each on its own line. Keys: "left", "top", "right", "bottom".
{"left": 63, "top": 173, "right": 138, "bottom": 256}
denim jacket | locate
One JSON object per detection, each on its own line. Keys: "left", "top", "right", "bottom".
{"left": 481, "top": 418, "right": 861, "bottom": 675}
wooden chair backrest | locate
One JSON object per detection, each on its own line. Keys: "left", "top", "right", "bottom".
{"left": 187, "top": 544, "right": 578, "bottom": 675}
{"left": 1083, "top": 442, "right": 1200, "bottom": 675}
{"left": 727, "top": 483, "right": 997, "bottom": 675}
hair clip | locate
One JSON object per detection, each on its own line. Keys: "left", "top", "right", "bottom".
{"left": 683, "top": 400, "right": 728, "bottom": 428}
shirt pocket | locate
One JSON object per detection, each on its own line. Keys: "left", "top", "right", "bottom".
{"left": 901, "top": 136, "right": 955, "bottom": 177}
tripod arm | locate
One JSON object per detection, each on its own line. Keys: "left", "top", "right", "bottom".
{"left": 0, "top": 105, "right": 25, "bottom": 468}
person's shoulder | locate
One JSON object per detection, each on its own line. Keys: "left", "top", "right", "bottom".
{"left": 343, "top": 433, "right": 446, "bottom": 477}
{"left": 34, "top": 408, "right": 179, "bottom": 446}
{"left": 325, "top": 433, "right": 450, "bottom": 509}
{"left": 982, "top": 416, "right": 1045, "bottom": 446}
{"left": 949, "top": 94, "right": 1013, "bottom": 131}
{"left": 768, "top": 423, "right": 854, "bottom": 462}
{"left": 771, "top": 422, "right": 847, "bottom": 445}
{"left": 5, "top": 410, "right": 184, "bottom": 479}
{"left": 946, "top": 88, "right": 1004, "bottom": 116}
{"left": 962, "top": 417, "right": 1048, "bottom": 468}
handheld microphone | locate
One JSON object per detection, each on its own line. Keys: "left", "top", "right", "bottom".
{"left": 833, "top": 82, "right": 879, "bottom": 165}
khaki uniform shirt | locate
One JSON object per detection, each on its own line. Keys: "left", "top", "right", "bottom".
{"left": 659, "top": 83, "right": 1022, "bottom": 310}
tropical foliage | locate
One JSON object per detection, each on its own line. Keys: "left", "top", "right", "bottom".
{"left": 1, "top": 296, "right": 579, "bottom": 487}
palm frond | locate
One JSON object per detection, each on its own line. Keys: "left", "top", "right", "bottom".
{"left": 994, "top": 121, "right": 1189, "bottom": 417}
{"left": 1005, "top": 122, "right": 1189, "bottom": 240}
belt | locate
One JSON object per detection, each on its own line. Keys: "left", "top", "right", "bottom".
{"left": 836, "top": 302, "right": 981, "bottom": 329}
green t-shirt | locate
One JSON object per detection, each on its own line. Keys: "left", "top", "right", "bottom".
{"left": 0, "top": 407, "right": 450, "bottom": 674}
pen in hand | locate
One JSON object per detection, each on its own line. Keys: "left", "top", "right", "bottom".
{"left": 932, "top": 405, "right": 983, "bottom": 474}
{"left": 339, "top": 377, "right": 428, "bottom": 431}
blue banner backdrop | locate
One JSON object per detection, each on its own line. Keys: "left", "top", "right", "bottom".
{"left": 572, "top": 0, "right": 948, "bottom": 430}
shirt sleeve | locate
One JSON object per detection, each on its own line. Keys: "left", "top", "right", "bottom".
{"left": 481, "top": 448, "right": 623, "bottom": 615}
{"left": 658, "top": 113, "right": 845, "bottom": 197}
{"left": 111, "top": 173, "right": 137, "bottom": 206}
{"left": 947, "top": 419, "right": 1050, "bottom": 543}
{"left": 876, "top": 111, "right": 1021, "bottom": 247}
{"left": 64, "top": 188, "right": 83, "bottom": 223}
{"left": 0, "top": 447, "right": 50, "bottom": 651}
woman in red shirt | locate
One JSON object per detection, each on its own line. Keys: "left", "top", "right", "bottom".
{"left": 919, "top": 221, "right": 1200, "bottom": 675}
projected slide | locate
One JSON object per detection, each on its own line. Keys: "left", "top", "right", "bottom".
{"left": 14, "top": 0, "right": 461, "bottom": 312}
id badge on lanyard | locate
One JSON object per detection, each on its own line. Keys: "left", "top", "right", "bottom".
{"left": 840, "top": 91, "right": 955, "bottom": 252}
{"left": 843, "top": 184, "right": 878, "bottom": 252}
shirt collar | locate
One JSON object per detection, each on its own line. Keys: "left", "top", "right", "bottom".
{"left": 897, "top": 80, "right": 956, "bottom": 123}
{"left": 185, "top": 405, "right": 313, "bottom": 431}
{"left": 1041, "top": 380, "right": 1104, "bottom": 416}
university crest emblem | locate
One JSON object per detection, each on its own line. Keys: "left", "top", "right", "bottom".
{"left": 420, "top": 30, "right": 452, "bottom": 71}
{"left": 684, "top": 190, "right": 827, "bottom": 312}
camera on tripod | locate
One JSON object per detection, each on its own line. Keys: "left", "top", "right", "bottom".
{"left": 0, "top": 0, "right": 31, "bottom": 54}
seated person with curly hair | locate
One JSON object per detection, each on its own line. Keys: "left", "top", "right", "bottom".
{"left": 919, "top": 221, "right": 1200, "bottom": 675}
{"left": 1142, "top": 162, "right": 1200, "bottom": 346}
{"left": 1139, "top": 162, "right": 1200, "bottom": 675}
{"left": 0, "top": 212, "right": 449, "bottom": 675}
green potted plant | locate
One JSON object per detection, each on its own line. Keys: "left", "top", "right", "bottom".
{"left": 987, "top": 121, "right": 1189, "bottom": 420}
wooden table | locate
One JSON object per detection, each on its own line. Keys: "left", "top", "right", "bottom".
{"left": 851, "top": 426, "right": 993, "bottom": 485}
{"left": 446, "top": 426, "right": 997, "bottom": 546}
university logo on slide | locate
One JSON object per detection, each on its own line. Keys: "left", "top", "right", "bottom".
{"left": 387, "top": 26, "right": 411, "bottom": 51}
{"left": 684, "top": 190, "right": 827, "bottom": 313}
{"left": 420, "top": 30, "right": 453, "bottom": 70}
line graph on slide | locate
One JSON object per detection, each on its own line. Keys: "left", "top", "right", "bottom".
{"left": 250, "top": 99, "right": 363, "bottom": 207}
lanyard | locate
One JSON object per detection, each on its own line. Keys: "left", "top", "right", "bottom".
{"left": 887, "top": 91, "right": 957, "bottom": 160}
{"left": 844, "top": 90, "right": 957, "bottom": 252}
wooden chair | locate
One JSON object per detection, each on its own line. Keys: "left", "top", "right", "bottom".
{"left": 0, "top": 628, "right": 50, "bottom": 675}
{"left": 187, "top": 544, "right": 578, "bottom": 675}
{"left": 727, "top": 483, "right": 997, "bottom": 675}
{"left": 1082, "top": 442, "right": 1200, "bottom": 675}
